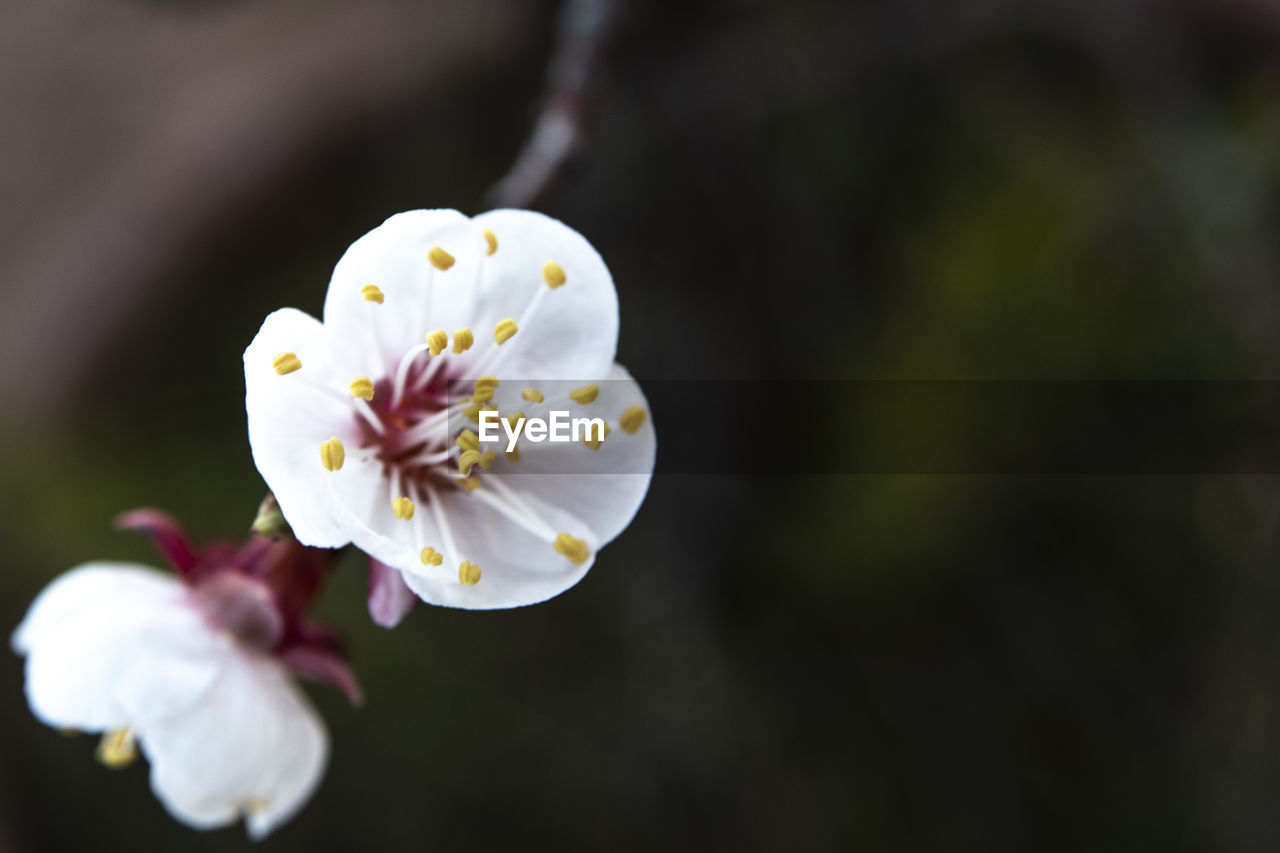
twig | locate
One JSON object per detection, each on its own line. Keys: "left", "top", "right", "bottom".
{"left": 485, "top": 0, "right": 623, "bottom": 209}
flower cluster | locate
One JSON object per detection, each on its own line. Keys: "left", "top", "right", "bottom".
{"left": 13, "top": 210, "right": 655, "bottom": 837}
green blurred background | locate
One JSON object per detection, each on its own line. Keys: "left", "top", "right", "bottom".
{"left": 4, "top": 0, "right": 1280, "bottom": 849}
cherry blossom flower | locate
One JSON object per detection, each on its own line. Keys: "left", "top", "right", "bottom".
{"left": 244, "top": 210, "right": 655, "bottom": 616}
{"left": 12, "top": 510, "right": 356, "bottom": 839}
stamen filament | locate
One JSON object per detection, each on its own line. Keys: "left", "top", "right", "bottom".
{"left": 295, "top": 373, "right": 386, "bottom": 436}
{"left": 391, "top": 342, "right": 433, "bottom": 408}
{"left": 423, "top": 482, "right": 465, "bottom": 572}
{"left": 408, "top": 485, "right": 445, "bottom": 573}
{"left": 403, "top": 447, "right": 453, "bottom": 468}
{"left": 399, "top": 398, "right": 471, "bottom": 446}
{"left": 470, "top": 488, "right": 558, "bottom": 541}
{"left": 410, "top": 347, "right": 449, "bottom": 393}
{"left": 483, "top": 476, "right": 560, "bottom": 540}
{"left": 351, "top": 396, "right": 387, "bottom": 436}
{"left": 468, "top": 283, "right": 551, "bottom": 377}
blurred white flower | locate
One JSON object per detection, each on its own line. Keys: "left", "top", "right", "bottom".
{"left": 11, "top": 511, "right": 352, "bottom": 839}
{"left": 13, "top": 563, "right": 327, "bottom": 839}
{"left": 245, "top": 210, "right": 655, "bottom": 616}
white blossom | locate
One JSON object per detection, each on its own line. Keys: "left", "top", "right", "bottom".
{"left": 13, "top": 563, "right": 328, "bottom": 839}
{"left": 245, "top": 210, "right": 655, "bottom": 613}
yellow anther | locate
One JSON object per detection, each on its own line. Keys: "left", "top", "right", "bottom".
{"left": 479, "top": 451, "right": 495, "bottom": 470}
{"left": 554, "top": 533, "right": 590, "bottom": 565}
{"left": 463, "top": 403, "right": 496, "bottom": 423}
{"left": 360, "top": 284, "right": 384, "bottom": 304}
{"left": 96, "top": 729, "right": 138, "bottom": 769}
{"left": 452, "top": 328, "right": 475, "bottom": 354}
{"left": 426, "top": 329, "right": 448, "bottom": 356}
{"left": 470, "top": 386, "right": 494, "bottom": 403}
{"left": 428, "top": 246, "right": 455, "bottom": 271}
{"left": 482, "top": 228, "right": 498, "bottom": 255}
{"left": 542, "top": 261, "right": 567, "bottom": 289}
{"left": 506, "top": 447, "right": 521, "bottom": 464}
{"left": 243, "top": 798, "right": 270, "bottom": 816}
{"left": 456, "top": 476, "right": 480, "bottom": 492}
{"left": 494, "top": 318, "right": 518, "bottom": 345}
{"left": 505, "top": 411, "right": 524, "bottom": 430}
{"left": 349, "top": 377, "right": 374, "bottom": 401}
{"left": 474, "top": 376, "right": 499, "bottom": 394}
{"left": 272, "top": 352, "right": 302, "bottom": 375}
{"left": 456, "top": 429, "right": 480, "bottom": 453}
{"left": 320, "top": 437, "right": 345, "bottom": 472}
{"left": 569, "top": 384, "right": 600, "bottom": 405}
{"left": 420, "top": 547, "right": 444, "bottom": 567}
{"left": 582, "top": 421, "right": 610, "bottom": 451}
{"left": 458, "top": 450, "right": 482, "bottom": 476}
{"left": 391, "top": 497, "right": 415, "bottom": 521}
{"left": 521, "top": 387, "right": 545, "bottom": 403}
{"left": 459, "top": 561, "right": 482, "bottom": 586}
{"left": 619, "top": 405, "right": 647, "bottom": 434}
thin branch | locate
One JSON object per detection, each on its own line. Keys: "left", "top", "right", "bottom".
{"left": 485, "top": 0, "right": 624, "bottom": 209}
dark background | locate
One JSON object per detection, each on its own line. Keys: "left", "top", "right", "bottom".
{"left": 3, "top": 0, "right": 1280, "bottom": 849}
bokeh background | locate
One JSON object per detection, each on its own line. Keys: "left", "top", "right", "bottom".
{"left": 4, "top": 0, "right": 1280, "bottom": 849}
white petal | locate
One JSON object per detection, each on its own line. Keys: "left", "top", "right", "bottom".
{"left": 321, "top": 209, "right": 619, "bottom": 384}
{"left": 245, "top": 307, "right": 384, "bottom": 549}
{"left": 15, "top": 564, "right": 222, "bottom": 731}
{"left": 394, "top": 490, "right": 600, "bottom": 610}
{"left": 13, "top": 563, "right": 175, "bottom": 654}
{"left": 142, "top": 652, "right": 328, "bottom": 840}
{"left": 487, "top": 363, "right": 656, "bottom": 545}
{"left": 464, "top": 209, "right": 618, "bottom": 380}
{"left": 322, "top": 209, "right": 471, "bottom": 377}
